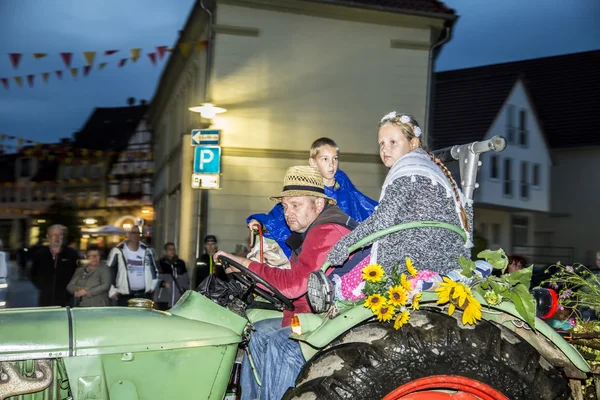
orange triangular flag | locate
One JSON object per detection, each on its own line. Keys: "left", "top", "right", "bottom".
{"left": 98, "top": 62, "right": 107, "bottom": 70}
{"left": 41, "top": 72, "right": 49, "bottom": 83}
{"left": 83, "top": 51, "right": 96, "bottom": 65}
{"left": 179, "top": 42, "right": 191, "bottom": 56}
{"left": 130, "top": 48, "right": 141, "bottom": 62}
{"left": 70, "top": 68, "right": 78, "bottom": 78}
{"left": 33, "top": 53, "right": 48, "bottom": 59}
{"left": 13, "top": 76, "right": 23, "bottom": 87}
{"left": 194, "top": 40, "right": 208, "bottom": 53}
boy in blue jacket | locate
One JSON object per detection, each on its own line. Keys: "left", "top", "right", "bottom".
{"left": 247, "top": 138, "right": 377, "bottom": 258}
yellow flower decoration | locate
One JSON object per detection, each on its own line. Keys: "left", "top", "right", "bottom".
{"left": 376, "top": 303, "right": 396, "bottom": 322}
{"left": 400, "top": 273, "right": 412, "bottom": 291}
{"left": 462, "top": 295, "right": 482, "bottom": 325}
{"left": 364, "top": 294, "right": 386, "bottom": 311}
{"left": 388, "top": 286, "right": 408, "bottom": 307}
{"left": 405, "top": 257, "right": 418, "bottom": 277}
{"left": 394, "top": 309, "right": 410, "bottom": 330}
{"left": 362, "top": 264, "right": 385, "bottom": 283}
{"left": 411, "top": 292, "right": 422, "bottom": 310}
{"left": 435, "top": 277, "right": 457, "bottom": 304}
{"left": 451, "top": 283, "right": 472, "bottom": 308}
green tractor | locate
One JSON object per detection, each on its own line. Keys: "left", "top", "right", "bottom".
{"left": 0, "top": 137, "right": 594, "bottom": 399}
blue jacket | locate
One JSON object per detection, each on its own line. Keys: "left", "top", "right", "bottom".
{"left": 247, "top": 170, "right": 377, "bottom": 257}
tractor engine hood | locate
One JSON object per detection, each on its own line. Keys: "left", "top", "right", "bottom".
{"left": 0, "top": 291, "right": 246, "bottom": 362}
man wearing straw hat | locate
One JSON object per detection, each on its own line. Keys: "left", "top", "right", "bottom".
{"left": 213, "top": 165, "right": 356, "bottom": 400}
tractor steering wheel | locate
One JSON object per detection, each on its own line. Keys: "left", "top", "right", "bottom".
{"left": 218, "top": 255, "right": 295, "bottom": 311}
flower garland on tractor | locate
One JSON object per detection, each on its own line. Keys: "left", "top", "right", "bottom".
{"left": 360, "top": 248, "right": 537, "bottom": 330}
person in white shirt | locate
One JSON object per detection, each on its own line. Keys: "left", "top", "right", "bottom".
{"left": 107, "top": 226, "right": 159, "bottom": 306}
{"left": 0, "top": 239, "right": 7, "bottom": 280}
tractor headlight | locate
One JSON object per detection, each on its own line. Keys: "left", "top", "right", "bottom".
{"left": 307, "top": 271, "right": 334, "bottom": 314}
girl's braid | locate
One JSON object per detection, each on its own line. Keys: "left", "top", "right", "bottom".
{"left": 427, "top": 152, "right": 470, "bottom": 232}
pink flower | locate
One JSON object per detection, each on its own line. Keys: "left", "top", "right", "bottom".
{"left": 409, "top": 270, "right": 440, "bottom": 289}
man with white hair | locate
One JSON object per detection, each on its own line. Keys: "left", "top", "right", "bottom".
{"left": 31, "top": 224, "right": 79, "bottom": 306}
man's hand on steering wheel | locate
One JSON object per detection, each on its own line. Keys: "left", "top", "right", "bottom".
{"left": 213, "top": 251, "right": 248, "bottom": 273}
{"left": 213, "top": 251, "right": 295, "bottom": 311}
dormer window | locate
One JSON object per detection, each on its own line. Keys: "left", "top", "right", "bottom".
{"left": 20, "top": 158, "right": 31, "bottom": 177}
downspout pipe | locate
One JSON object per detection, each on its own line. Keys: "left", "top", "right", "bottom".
{"left": 195, "top": 0, "right": 214, "bottom": 260}
{"left": 424, "top": 20, "right": 455, "bottom": 148}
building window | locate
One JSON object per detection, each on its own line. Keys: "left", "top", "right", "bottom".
{"left": 132, "top": 179, "right": 142, "bottom": 194}
{"left": 503, "top": 158, "right": 513, "bottom": 197}
{"left": 518, "top": 109, "right": 527, "bottom": 146}
{"left": 532, "top": 163, "right": 541, "bottom": 187}
{"left": 0, "top": 189, "right": 5, "bottom": 202}
{"left": 520, "top": 161, "right": 529, "bottom": 200}
{"left": 120, "top": 179, "right": 130, "bottom": 194}
{"left": 512, "top": 215, "right": 529, "bottom": 246}
{"left": 491, "top": 223, "right": 501, "bottom": 245}
{"left": 20, "top": 188, "right": 27, "bottom": 202}
{"left": 20, "top": 158, "right": 31, "bottom": 177}
{"left": 64, "top": 166, "right": 72, "bottom": 179}
{"left": 489, "top": 155, "right": 499, "bottom": 180}
{"left": 110, "top": 183, "right": 118, "bottom": 196}
{"left": 506, "top": 105, "right": 516, "bottom": 144}
{"left": 91, "top": 164, "right": 102, "bottom": 178}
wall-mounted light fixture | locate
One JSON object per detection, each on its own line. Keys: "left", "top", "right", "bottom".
{"left": 188, "top": 103, "right": 227, "bottom": 119}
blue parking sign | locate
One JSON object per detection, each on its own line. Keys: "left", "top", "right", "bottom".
{"left": 193, "top": 146, "right": 221, "bottom": 174}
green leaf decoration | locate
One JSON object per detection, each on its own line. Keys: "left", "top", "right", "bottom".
{"left": 458, "top": 255, "right": 477, "bottom": 277}
{"left": 477, "top": 248, "right": 509, "bottom": 272}
{"left": 502, "top": 266, "right": 533, "bottom": 287}
{"left": 505, "top": 284, "right": 537, "bottom": 330}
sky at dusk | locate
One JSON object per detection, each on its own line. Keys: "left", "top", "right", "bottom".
{"left": 0, "top": 0, "right": 598, "bottom": 145}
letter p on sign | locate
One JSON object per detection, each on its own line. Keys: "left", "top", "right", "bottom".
{"left": 193, "top": 146, "right": 221, "bottom": 175}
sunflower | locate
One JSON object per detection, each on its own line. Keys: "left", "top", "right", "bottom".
{"left": 411, "top": 292, "right": 422, "bottom": 311}
{"left": 400, "top": 273, "right": 412, "bottom": 291}
{"left": 462, "top": 295, "right": 482, "bottom": 325}
{"left": 376, "top": 303, "right": 396, "bottom": 322}
{"left": 394, "top": 309, "right": 410, "bottom": 330}
{"left": 364, "top": 294, "right": 386, "bottom": 311}
{"left": 362, "top": 264, "right": 385, "bottom": 283}
{"left": 435, "top": 277, "right": 457, "bottom": 304}
{"left": 451, "top": 283, "right": 472, "bottom": 307}
{"left": 405, "top": 257, "right": 418, "bottom": 277}
{"left": 388, "top": 285, "right": 408, "bottom": 307}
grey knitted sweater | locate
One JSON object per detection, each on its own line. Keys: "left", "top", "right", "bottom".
{"left": 327, "top": 150, "right": 473, "bottom": 276}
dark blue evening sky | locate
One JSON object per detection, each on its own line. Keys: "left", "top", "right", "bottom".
{"left": 0, "top": 0, "right": 598, "bottom": 144}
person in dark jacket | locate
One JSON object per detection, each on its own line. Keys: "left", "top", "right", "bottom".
{"left": 193, "top": 235, "right": 227, "bottom": 288}
{"left": 31, "top": 224, "right": 79, "bottom": 307}
{"left": 155, "top": 242, "right": 189, "bottom": 310}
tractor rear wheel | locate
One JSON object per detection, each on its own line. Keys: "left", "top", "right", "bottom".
{"left": 284, "top": 309, "right": 569, "bottom": 400}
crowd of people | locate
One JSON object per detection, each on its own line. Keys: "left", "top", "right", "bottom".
{"left": 6, "top": 223, "right": 238, "bottom": 310}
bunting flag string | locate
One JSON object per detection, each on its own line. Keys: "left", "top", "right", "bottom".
{"left": 2, "top": 40, "right": 208, "bottom": 90}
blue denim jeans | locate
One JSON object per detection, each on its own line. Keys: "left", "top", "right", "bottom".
{"left": 240, "top": 318, "right": 305, "bottom": 400}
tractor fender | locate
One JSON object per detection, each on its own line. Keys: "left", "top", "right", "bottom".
{"left": 291, "top": 294, "right": 590, "bottom": 376}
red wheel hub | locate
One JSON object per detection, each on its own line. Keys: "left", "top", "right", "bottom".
{"left": 382, "top": 376, "right": 509, "bottom": 400}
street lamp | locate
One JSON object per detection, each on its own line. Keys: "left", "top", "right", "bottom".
{"left": 188, "top": 103, "right": 226, "bottom": 119}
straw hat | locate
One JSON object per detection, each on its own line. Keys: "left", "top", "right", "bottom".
{"left": 270, "top": 166, "right": 336, "bottom": 204}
